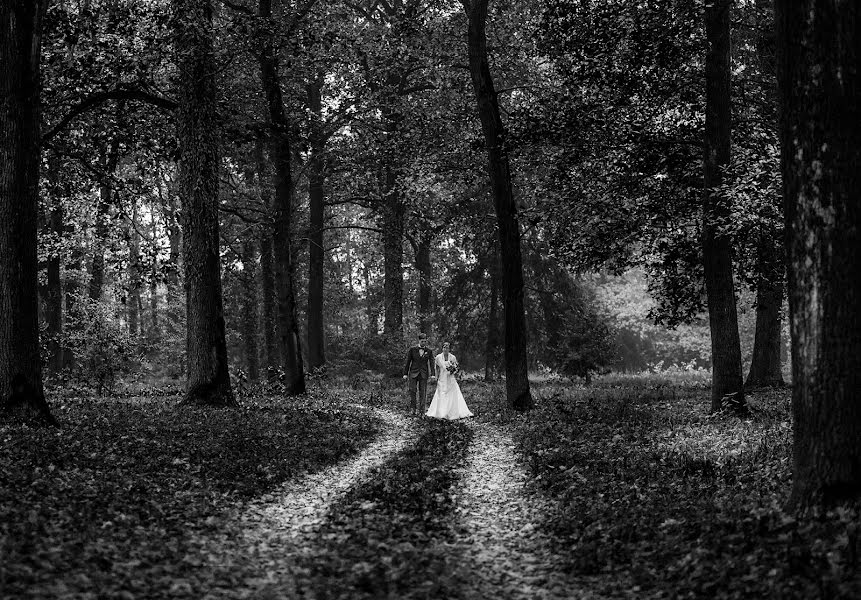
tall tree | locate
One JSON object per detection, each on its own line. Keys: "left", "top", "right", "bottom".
{"left": 257, "top": 0, "right": 306, "bottom": 395}
{"left": 462, "top": 0, "right": 532, "bottom": 411}
{"left": 173, "top": 0, "right": 235, "bottom": 406}
{"left": 0, "top": 0, "right": 56, "bottom": 424}
{"left": 702, "top": 0, "right": 746, "bottom": 412}
{"left": 306, "top": 76, "right": 326, "bottom": 369}
{"left": 775, "top": 0, "right": 861, "bottom": 508}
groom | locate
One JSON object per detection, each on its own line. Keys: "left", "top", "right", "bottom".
{"left": 403, "top": 333, "right": 435, "bottom": 417}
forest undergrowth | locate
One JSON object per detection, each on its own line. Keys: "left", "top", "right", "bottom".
{"left": 509, "top": 375, "right": 861, "bottom": 599}
{"left": 0, "top": 388, "right": 379, "bottom": 598}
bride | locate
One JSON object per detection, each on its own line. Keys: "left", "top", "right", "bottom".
{"left": 426, "top": 342, "right": 473, "bottom": 420}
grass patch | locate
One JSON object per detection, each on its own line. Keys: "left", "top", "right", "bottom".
{"left": 0, "top": 391, "right": 379, "bottom": 598}
{"left": 296, "top": 418, "right": 473, "bottom": 599}
{"left": 513, "top": 376, "right": 861, "bottom": 599}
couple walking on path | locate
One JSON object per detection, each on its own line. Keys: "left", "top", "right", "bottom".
{"left": 403, "top": 333, "right": 473, "bottom": 420}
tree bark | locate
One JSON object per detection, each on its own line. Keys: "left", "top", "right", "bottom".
{"left": 381, "top": 164, "right": 405, "bottom": 338}
{"left": 416, "top": 234, "right": 432, "bottom": 335}
{"left": 254, "top": 138, "right": 278, "bottom": 378}
{"left": 128, "top": 200, "right": 141, "bottom": 337}
{"left": 241, "top": 239, "right": 260, "bottom": 381}
{"left": 88, "top": 134, "right": 120, "bottom": 301}
{"left": 702, "top": 0, "right": 746, "bottom": 413}
{"left": 484, "top": 247, "right": 501, "bottom": 382}
{"left": 306, "top": 77, "right": 326, "bottom": 369}
{"left": 463, "top": 0, "right": 532, "bottom": 410}
{"left": 174, "top": 0, "right": 235, "bottom": 406}
{"left": 257, "top": 0, "right": 305, "bottom": 395}
{"left": 775, "top": 0, "right": 861, "bottom": 508}
{"left": 746, "top": 239, "right": 785, "bottom": 388}
{"left": 0, "top": 0, "right": 56, "bottom": 425}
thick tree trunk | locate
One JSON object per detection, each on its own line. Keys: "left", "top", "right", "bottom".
{"left": 174, "top": 0, "right": 234, "bottom": 406}
{"left": 416, "top": 234, "right": 432, "bottom": 335}
{"left": 464, "top": 0, "right": 532, "bottom": 410}
{"left": 746, "top": 240, "right": 785, "bottom": 388}
{"left": 241, "top": 239, "right": 260, "bottom": 381}
{"left": 775, "top": 0, "right": 861, "bottom": 508}
{"left": 258, "top": 0, "right": 305, "bottom": 395}
{"left": 703, "top": 0, "right": 746, "bottom": 414}
{"left": 0, "top": 1, "right": 56, "bottom": 425}
{"left": 306, "top": 78, "right": 326, "bottom": 369}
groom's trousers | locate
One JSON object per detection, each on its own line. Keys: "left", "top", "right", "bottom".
{"left": 407, "top": 375, "right": 428, "bottom": 413}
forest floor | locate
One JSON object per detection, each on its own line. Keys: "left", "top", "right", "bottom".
{"left": 2, "top": 373, "right": 860, "bottom": 599}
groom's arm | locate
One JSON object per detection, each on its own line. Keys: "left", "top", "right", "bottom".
{"left": 404, "top": 349, "right": 413, "bottom": 376}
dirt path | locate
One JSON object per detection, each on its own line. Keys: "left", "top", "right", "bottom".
{"left": 197, "top": 407, "right": 418, "bottom": 598}
{"left": 449, "top": 419, "right": 601, "bottom": 600}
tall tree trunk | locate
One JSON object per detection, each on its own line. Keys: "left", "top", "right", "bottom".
{"left": 255, "top": 140, "right": 278, "bottom": 379}
{"left": 257, "top": 0, "right": 305, "bottom": 395}
{"left": 241, "top": 239, "right": 260, "bottom": 381}
{"left": 89, "top": 133, "right": 120, "bottom": 301}
{"left": 363, "top": 262, "right": 377, "bottom": 335}
{"left": 306, "top": 77, "right": 326, "bottom": 369}
{"left": 415, "top": 234, "right": 432, "bottom": 335}
{"left": 702, "top": 0, "right": 746, "bottom": 413}
{"left": 775, "top": 0, "right": 861, "bottom": 508}
{"left": 484, "top": 248, "right": 501, "bottom": 381}
{"left": 174, "top": 0, "right": 234, "bottom": 406}
{"left": 381, "top": 164, "right": 405, "bottom": 338}
{"left": 463, "top": 0, "right": 532, "bottom": 411}
{"left": 746, "top": 238, "right": 785, "bottom": 388}
{"left": 0, "top": 0, "right": 56, "bottom": 425}
{"left": 128, "top": 200, "right": 141, "bottom": 337}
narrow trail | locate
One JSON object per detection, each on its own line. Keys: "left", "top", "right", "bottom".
{"left": 198, "top": 406, "right": 418, "bottom": 598}
{"left": 449, "top": 419, "right": 602, "bottom": 600}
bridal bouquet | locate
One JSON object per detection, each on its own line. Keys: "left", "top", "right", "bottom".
{"left": 445, "top": 362, "right": 458, "bottom": 375}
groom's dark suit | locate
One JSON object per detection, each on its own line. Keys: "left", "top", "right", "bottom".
{"left": 404, "top": 346, "right": 434, "bottom": 415}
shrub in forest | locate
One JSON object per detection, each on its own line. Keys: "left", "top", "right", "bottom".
{"left": 64, "top": 297, "right": 139, "bottom": 395}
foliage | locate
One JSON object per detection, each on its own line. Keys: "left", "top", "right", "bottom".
{"left": 0, "top": 390, "right": 380, "bottom": 598}
{"left": 62, "top": 296, "right": 140, "bottom": 395}
{"left": 513, "top": 376, "right": 861, "bottom": 599}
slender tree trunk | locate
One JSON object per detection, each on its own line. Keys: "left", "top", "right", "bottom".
{"left": 255, "top": 140, "right": 278, "bottom": 378}
{"left": 89, "top": 134, "right": 120, "bottom": 301}
{"left": 702, "top": 0, "right": 746, "bottom": 413}
{"left": 746, "top": 239, "right": 785, "bottom": 387}
{"left": 306, "top": 78, "right": 326, "bottom": 369}
{"left": 775, "top": 0, "right": 861, "bottom": 508}
{"left": 381, "top": 164, "right": 405, "bottom": 338}
{"left": 463, "top": 0, "right": 532, "bottom": 410}
{"left": 0, "top": 0, "right": 55, "bottom": 425}
{"left": 128, "top": 200, "right": 141, "bottom": 337}
{"left": 258, "top": 0, "right": 305, "bottom": 395}
{"left": 484, "top": 248, "right": 501, "bottom": 381}
{"left": 174, "top": 0, "right": 234, "bottom": 406}
{"left": 363, "top": 262, "right": 377, "bottom": 335}
{"left": 241, "top": 239, "right": 260, "bottom": 381}
{"left": 416, "top": 234, "right": 432, "bottom": 335}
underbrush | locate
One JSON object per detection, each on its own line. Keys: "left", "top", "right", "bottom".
{"left": 297, "top": 419, "right": 473, "bottom": 599}
{"left": 0, "top": 392, "right": 380, "bottom": 598}
{"left": 513, "top": 377, "right": 861, "bottom": 599}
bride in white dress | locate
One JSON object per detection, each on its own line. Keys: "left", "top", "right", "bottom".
{"left": 426, "top": 342, "right": 473, "bottom": 420}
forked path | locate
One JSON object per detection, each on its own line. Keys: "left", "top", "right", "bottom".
{"left": 199, "top": 406, "right": 418, "bottom": 597}
{"left": 450, "top": 420, "right": 602, "bottom": 599}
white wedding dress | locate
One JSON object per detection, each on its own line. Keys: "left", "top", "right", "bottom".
{"left": 426, "top": 353, "right": 473, "bottom": 420}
